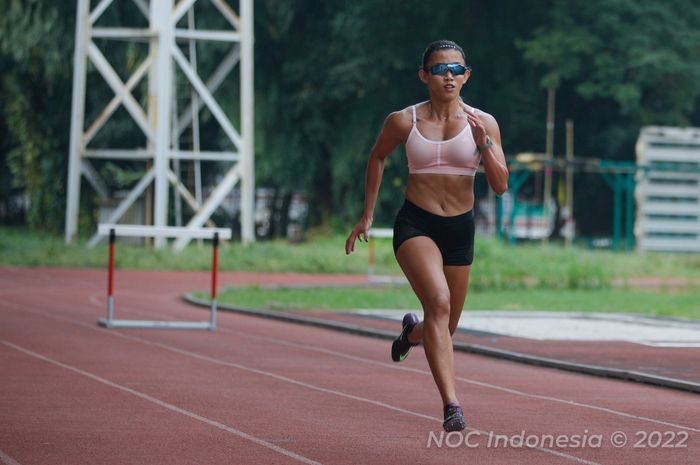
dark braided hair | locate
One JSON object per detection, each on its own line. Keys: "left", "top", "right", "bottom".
{"left": 421, "top": 40, "right": 466, "bottom": 70}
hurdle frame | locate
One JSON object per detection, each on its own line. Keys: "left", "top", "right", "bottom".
{"left": 368, "top": 228, "right": 407, "bottom": 284}
{"left": 97, "top": 224, "right": 232, "bottom": 331}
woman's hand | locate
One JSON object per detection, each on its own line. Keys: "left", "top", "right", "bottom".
{"left": 461, "top": 104, "right": 509, "bottom": 194}
{"left": 345, "top": 215, "right": 373, "bottom": 255}
{"left": 464, "top": 109, "right": 489, "bottom": 148}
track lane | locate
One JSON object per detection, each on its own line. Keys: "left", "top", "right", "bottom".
{"left": 2, "top": 302, "right": 696, "bottom": 465}
{"left": 0, "top": 343, "right": 310, "bottom": 465}
{"left": 2, "top": 303, "right": 588, "bottom": 465}
{"left": 2, "top": 268, "right": 698, "bottom": 465}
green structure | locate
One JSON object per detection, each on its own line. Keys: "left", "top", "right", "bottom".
{"left": 497, "top": 157, "right": 638, "bottom": 251}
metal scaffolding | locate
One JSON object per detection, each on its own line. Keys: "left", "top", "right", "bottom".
{"left": 65, "top": 0, "right": 255, "bottom": 248}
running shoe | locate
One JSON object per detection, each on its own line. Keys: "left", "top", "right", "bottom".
{"left": 443, "top": 403, "right": 467, "bottom": 432}
{"left": 391, "top": 312, "right": 420, "bottom": 362}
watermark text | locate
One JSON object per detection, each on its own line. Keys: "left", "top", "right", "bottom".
{"left": 426, "top": 429, "right": 690, "bottom": 450}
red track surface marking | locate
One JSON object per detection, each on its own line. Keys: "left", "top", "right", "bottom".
{"left": 1, "top": 268, "right": 699, "bottom": 465}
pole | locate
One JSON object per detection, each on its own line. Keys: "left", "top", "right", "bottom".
{"left": 543, "top": 86, "right": 556, "bottom": 243}
{"left": 210, "top": 232, "right": 219, "bottom": 331}
{"left": 613, "top": 175, "right": 622, "bottom": 251}
{"left": 152, "top": 0, "right": 174, "bottom": 248}
{"left": 188, "top": 7, "right": 203, "bottom": 247}
{"left": 65, "top": 0, "right": 90, "bottom": 243}
{"left": 172, "top": 71, "right": 182, "bottom": 227}
{"left": 565, "top": 120, "right": 574, "bottom": 248}
{"left": 625, "top": 173, "right": 635, "bottom": 251}
{"left": 107, "top": 228, "right": 116, "bottom": 324}
{"left": 368, "top": 235, "right": 375, "bottom": 279}
{"left": 240, "top": 0, "right": 255, "bottom": 244}
{"left": 496, "top": 194, "right": 504, "bottom": 239}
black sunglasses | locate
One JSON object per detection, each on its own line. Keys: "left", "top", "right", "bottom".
{"left": 427, "top": 63, "right": 471, "bottom": 76}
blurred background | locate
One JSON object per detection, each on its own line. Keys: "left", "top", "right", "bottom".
{"left": 1, "top": 0, "right": 699, "bottom": 248}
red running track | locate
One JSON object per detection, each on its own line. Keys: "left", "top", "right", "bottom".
{"left": 1, "top": 267, "right": 699, "bottom": 465}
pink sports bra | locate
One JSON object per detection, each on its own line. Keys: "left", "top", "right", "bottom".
{"left": 405, "top": 104, "right": 481, "bottom": 176}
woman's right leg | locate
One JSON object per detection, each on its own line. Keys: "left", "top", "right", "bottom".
{"left": 395, "top": 236, "right": 458, "bottom": 407}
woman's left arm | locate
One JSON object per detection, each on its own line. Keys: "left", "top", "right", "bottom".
{"left": 466, "top": 111, "right": 509, "bottom": 195}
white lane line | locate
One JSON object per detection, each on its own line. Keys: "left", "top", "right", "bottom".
{"left": 5, "top": 307, "right": 603, "bottom": 465}
{"left": 0, "top": 449, "right": 23, "bottom": 465}
{"left": 218, "top": 326, "right": 700, "bottom": 433}
{"left": 0, "top": 340, "right": 324, "bottom": 465}
{"left": 637, "top": 342, "right": 700, "bottom": 348}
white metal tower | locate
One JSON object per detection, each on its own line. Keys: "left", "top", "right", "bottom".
{"left": 65, "top": 0, "right": 255, "bottom": 248}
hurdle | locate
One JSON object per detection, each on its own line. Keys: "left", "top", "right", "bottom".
{"left": 368, "top": 228, "right": 407, "bottom": 284}
{"left": 97, "top": 224, "right": 232, "bottom": 331}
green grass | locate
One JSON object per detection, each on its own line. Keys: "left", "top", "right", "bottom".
{"left": 0, "top": 226, "right": 371, "bottom": 273}
{"left": 205, "top": 286, "right": 700, "bottom": 320}
{"left": 3, "top": 225, "right": 700, "bottom": 291}
{"left": 5, "top": 226, "right": 698, "bottom": 318}
{"left": 0, "top": 227, "right": 700, "bottom": 298}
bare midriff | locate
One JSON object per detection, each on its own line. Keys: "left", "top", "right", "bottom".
{"left": 404, "top": 173, "right": 475, "bottom": 216}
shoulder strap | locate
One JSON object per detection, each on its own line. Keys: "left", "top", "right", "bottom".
{"left": 411, "top": 105, "right": 417, "bottom": 126}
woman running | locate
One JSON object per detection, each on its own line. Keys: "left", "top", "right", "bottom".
{"left": 345, "top": 39, "right": 509, "bottom": 432}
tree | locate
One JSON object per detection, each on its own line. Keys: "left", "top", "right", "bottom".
{"left": 0, "top": 0, "right": 75, "bottom": 231}
{"left": 254, "top": 0, "right": 551, "bottom": 226}
{"left": 10, "top": 1, "right": 697, "bottom": 237}
{"left": 519, "top": 0, "right": 700, "bottom": 126}
{"left": 518, "top": 0, "right": 700, "bottom": 235}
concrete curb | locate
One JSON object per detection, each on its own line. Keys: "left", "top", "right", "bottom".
{"left": 184, "top": 294, "right": 700, "bottom": 395}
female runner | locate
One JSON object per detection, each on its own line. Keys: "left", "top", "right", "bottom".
{"left": 345, "top": 40, "right": 509, "bottom": 432}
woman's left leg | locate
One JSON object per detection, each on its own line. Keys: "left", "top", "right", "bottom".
{"left": 405, "top": 264, "right": 470, "bottom": 341}
{"left": 444, "top": 265, "right": 471, "bottom": 335}
{"left": 402, "top": 263, "right": 471, "bottom": 431}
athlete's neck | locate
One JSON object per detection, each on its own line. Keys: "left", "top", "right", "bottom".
{"left": 427, "top": 100, "right": 463, "bottom": 122}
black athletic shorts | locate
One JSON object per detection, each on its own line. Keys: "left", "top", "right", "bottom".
{"left": 392, "top": 199, "right": 475, "bottom": 266}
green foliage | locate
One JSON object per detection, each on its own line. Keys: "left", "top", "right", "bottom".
{"left": 1, "top": 0, "right": 699, "bottom": 236}
{"left": 0, "top": 0, "right": 75, "bottom": 231}
{"left": 519, "top": 0, "right": 700, "bottom": 125}
{"left": 516, "top": 0, "right": 700, "bottom": 235}
{"left": 254, "top": 0, "right": 552, "bottom": 225}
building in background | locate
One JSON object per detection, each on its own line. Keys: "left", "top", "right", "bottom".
{"left": 635, "top": 126, "right": 700, "bottom": 252}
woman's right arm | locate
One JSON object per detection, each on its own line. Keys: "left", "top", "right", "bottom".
{"left": 345, "top": 111, "right": 407, "bottom": 255}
